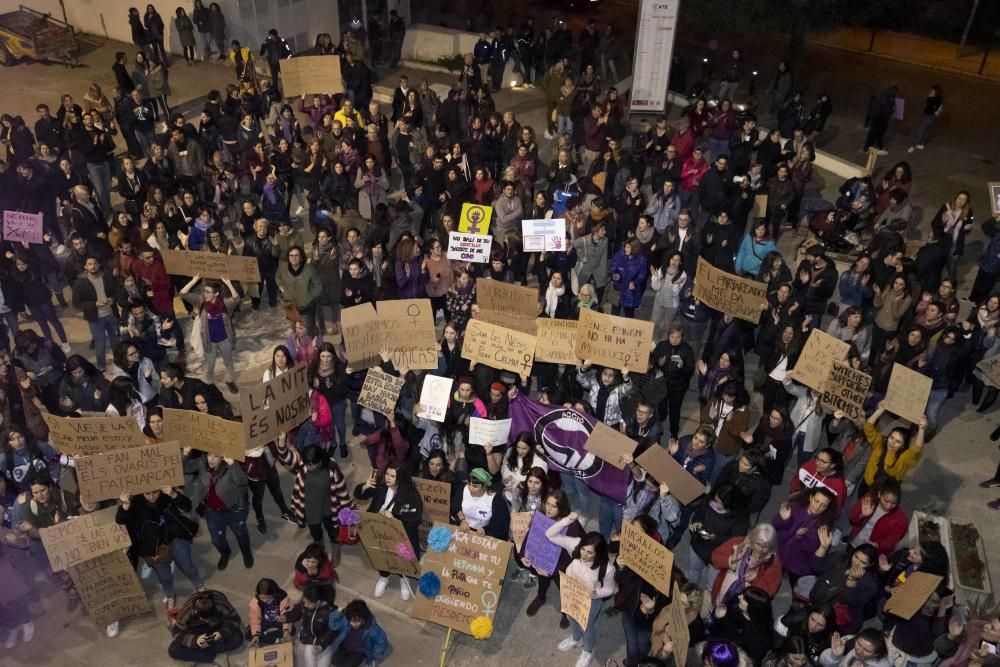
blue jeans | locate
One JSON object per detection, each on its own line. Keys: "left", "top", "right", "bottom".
{"left": 160, "top": 538, "right": 205, "bottom": 592}
{"left": 925, "top": 387, "right": 949, "bottom": 432}
{"left": 29, "top": 302, "right": 67, "bottom": 344}
{"left": 559, "top": 472, "right": 593, "bottom": 519}
{"left": 86, "top": 161, "right": 112, "bottom": 214}
{"left": 331, "top": 398, "right": 347, "bottom": 450}
{"left": 622, "top": 611, "right": 652, "bottom": 667}
{"left": 569, "top": 595, "right": 606, "bottom": 653}
{"left": 87, "top": 313, "right": 119, "bottom": 370}
{"left": 556, "top": 115, "right": 572, "bottom": 137}
{"left": 794, "top": 431, "right": 812, "bottom": 467}
{"left": 205, "top": 504, "right": 251, "bottom": 556}
{"left": 598, "top": 496, "right": 623, "bottom": 539}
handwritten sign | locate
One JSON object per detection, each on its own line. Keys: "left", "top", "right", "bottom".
{"left": 249, "top": 642, "right": 294, "bottom": 667}
{"left": 414, "top": 477, "right": 452, "bottom": 542}
{"left": 417, "top": 374, "right": 453, "bottom": 422}
{"left": 583, "top": 421, "right": 637, "bottom": 470}
{"left": 883, "top": 363, "right": 932, "bottom": 424}
{"left": 476, "top": 280, "right": 539, "bottom": 335}
{"left": 279, "top": 55, "right": 344, "bottom": 98}
{"left": 69, "top": 550, "right": 151, "bottom": 628}
{"left": 462, "top": 319, "right": 536, "bottom": 376}
{"left": 240, "top": 365, "right": 311, "bottom": 449}
{"left": 792, "top": 328, "right": 850, "bottom": 392}
{"left": 510, "top": 511, "right": 533, "bottom": 552}
{"left": 457, "top": 202, "right": 493, "bottom": 234}
{"left": 161, "top": 407, "right": 246, "bottom": 461}
{"left": 447, "top": 231, "right": 492, "bottom": 263}
{"left": 693, "top": 257, "right": 768, "bottom": 323}
{"left": 160, "top": 248, "right": 261, "bottom": 284}
{"left": 42, "top": 414, "right": 147, "bottom": 456}
{"left": 977, "top": 355, "right": 1000, "bottom": 387}
{"left": 76, "top": 441, "right": 185, "bottom": 505}
{"left": 358, "top": 368, "right": 405, "bottom": 418}
{"left": 40, "top": 506, "right": 132, "bottom": 572}
{"left": 535, "top": 318, "right": 579, "bottom": 364}
{"left": 523, "top": 512, "right": 564, "bottom": 575}
{"left": 884, "top": 572, "right": 944, "bottom": 620}
{"left": 753, "top": 194, "right": 768, "bottom": 219}
{"left": 522, "top": 218, "right": 566, "bottom": 252}
{"left": 560, "top": 572, "right": 594, "bottom": 630}
{"left": 820, "top": 361, "right": 872, "bottom": 425}
{"left": 357, "top": 512, "right": 421, "bottom": 578}
{"left": 468, "top": 417, "right": 512, "bottom": 446}
{"left": 3, "top": 210, "right": 43, "bottom": 244}
{"left": 575, "top": 308, "right": 652, "bottom": 371}
{"left": 341, "top": 299, "right": 438, "bottom": 370}
{"left": 618, "top": 520, "right": 674, "bottom": 595}
{"left": 635, "top": 446, "right": 707, "bottom": 506}
{"left": 651, "top": 583, "right": 690, "bottom": 667}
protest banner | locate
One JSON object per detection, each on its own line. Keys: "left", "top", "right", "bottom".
{"left": 240, "top": 364, "right": 311, "bottom": 448}
{"left": 160, "top": 248, "right": 261, "bottom": 283}
{"left": 42, "top": 414, "right": 147, "bottom": 456}
{"left": 635, "top": 446, "right": 707, "bottom": 505}
{"left": 468, "top": 417, "right": 512, "bottom": 446}
{"left": 618, "top": 520, "right": 674, "bottom": 595}
{"left": 279, "top": 55, "right": 344, "bottom": 98}
{"left": 462, "top": 319, "right": 536, "bottom": 376}
{"left": 535, "top": 318, "right": 579, "bottom": 364}
{"left": 523, "top": 512, "right": 563, "bottom": 574}
{"left": 447, "top": 231, "right": 492, "bottom": 263}
{"left": 560, "top": 572, "right": 593, "bottom": 630}
{"left": 249, "top": 641, "right": 294, "bottom": 667}
{"left": 68, "top": 549, "right": 151, "bottom": 628}
{"left": 476, "top": 280, "right": 539, "bottom": 334}
{"left": 457, "top": 202, "right": 493, "bottom": 234}
{"left": 753, "top": 194, "right": 768, "bottom": 220}
{"left": 161, "top": 407, "right": 246, "bottom": 461}
{"left": 40, "top": 506, "right": 132, "bottom": 572}
{"left": 416, "top": 374, "right": 453, "bottom": 422}
{"left": 357, "top": 512, "right": 421, "bottom": 578}
{"left": 792, "top": 328, "right": 850, "bottom": 392}
{"left": 76, "top": 441, "right": 185, "bottom": 505}
{"left": 3, "top": 210, "right": 43, "bottom": 244}
{"left": 510, "top": 511, "right": 533, "bottom": 552}
{"left": 583, "top": 421, "right": 637, "bottom": 470}
{"left": 883, "top": 363, "right": 932, "bottom": 424}
{"left": 650, "top": 583, "right": 691, "bottom": 667}
{"left": 413, "top": 477, "right": 452, "bottom": 542}
{"left": 358, "top": 368, "right": 405, "bottom": 418}
{"left": 341, "top": 299, "right": 438, "bottom": 370}
{"left": 522, "top": 218, "right": 567, "bottom": 252}
{"left": 820, "top": 361, "right": 873, "bottom": 424}
{"left": 977, "top": 355, "right": 1000, "bottom": 387}
{"left": 412, "top": 523, "right": 512, "bottom": 634}
{"left": 575, "top": 308, "right": 653, "bottom": 371}
{"left": 883, "top": 572, "right": 944, "bottom": 620}
{"left": 693, "top": 257, "right": 769, "bottom": 323}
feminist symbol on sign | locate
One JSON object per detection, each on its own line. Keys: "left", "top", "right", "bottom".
{"left": 465, "top": 206, "right": 487, "bottom": 234}
{"left": 481, "top": 590, "right": 498, "bottom": 616}
{"left": 406, "top": 303, "right": 422, "bottom": 328}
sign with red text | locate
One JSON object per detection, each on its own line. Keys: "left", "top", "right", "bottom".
{"left": 447, "top": 232, "right": 492, "bottom": 263}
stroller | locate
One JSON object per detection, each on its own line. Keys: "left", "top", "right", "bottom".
{"left": 807, "top": 205, "right": 858, "bottom": 255}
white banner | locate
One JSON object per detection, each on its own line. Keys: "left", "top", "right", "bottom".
{"left": 630, "top": 0, "right": 681, "bottom": 113}
{"left": 447, "top": 231, "right": 492, "bottom": 263}
{"left": 521, "top": 218, "right": 567, "bottom": 252}
{"left": 416, "top": 375, "right": 454, "bottom": 423}
{"left": 468, "top": 417, "right": 512, "bottom": 446}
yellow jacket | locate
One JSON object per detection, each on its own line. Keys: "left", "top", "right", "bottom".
{"left": 862, "top": 421, "right": 922, "bottom": 485}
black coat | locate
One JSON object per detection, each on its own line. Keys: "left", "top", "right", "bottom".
{"left": 115, "top": 492, "right": 197, "bottom": 557}
{"left": 354, "top": 483, "right": 423, "bottom": 555}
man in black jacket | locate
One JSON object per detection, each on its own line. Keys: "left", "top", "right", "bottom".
{"left": 77, "top": 112, "right": 116, "bottom": 214}
{"left": 259, "top": 29, "right": 291, "bottom": 93}
{"left": 698, "top": 155, "right": 733, "bottom": 220}
{"left": 159, "top": 362, "right": 214, "bottom": 410}
{"left": 71, "top": 256, "right": 119, "bottom": 370}
{"left": 653, "top": 325, "right": 696, "bottom": 439}
{"left": 794, "top": 245, "right": 838, "bottom": 330}
{"left": 68, "top": 185, "right": 106, "bottom": 240}
{"left": 699, "top": 210, "right": 740, "bottom": 273}
{"left": 242, "top": 218, "right": 279, "bottom": 309}
{"left": 33, "top": 104, "right": 64, "bottom": 153}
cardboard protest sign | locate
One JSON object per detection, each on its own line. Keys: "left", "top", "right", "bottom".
{"left": 357, "top": 512, "right": 421, "bottom": 578}
{"left": 412, "top": 523, "right": 512, "bottom": 634}
{"left": 468, "top": 417, "right": 512, "bottom": 446}
{"left": 535, "top": 318, "right": 579, "bottom": 364}
{"left": 977, "top": 355, "right": 1000, "bottom": 387}
{"left": 635, "top": 446, "right": 707, "bottom": 505}
{"left": 417, "top": 374, "right": 453, "bottom": 422}
{"left": 279, "top": 55, "right": 344, "bottom": 98}
{"left": 693, "top": 257, "right": 769, "bottom": 324}
{"left": 792, "top": 328, "right": 850, "bottom": 392}
{"left": 341, "top": 299, "right": 438, "bottom": 370}
{"left": 883, "top": 363, "right": 932, "bottom": 424}
{"left": 476, "top": 280, "right": 539, "bottom": 334}
{"left": 651, "top": 583, "right": 691, "bottom": 667}
{"left": 3, "top": 210, "right": 43, "bottom": 244}
{"left": 583, "top": 421, "right": 637, "bottom": 470}
{"left": 820, "top": 361, "right": 872, "bottom": 424}
{"left": 560, "top": 572, "right": 594, "bottom": 629}
{"left": 522, "top": 218, "right": 567, "bottom": 252}
{"left": 753, "top": 194, "right": 768, "bottom": 219}
{"left": 42, "top": 414, "right": 147, "bottom": 456}
{"left": 457, "top": 202, "right": 493, "bottom": 234}
{"left": 575, "top": 308, "right": 653, "bottom": 371}
{"left": 447, "top": 231, "right": 492, "bottom": 263}
{"left": 510, "top": 511, "right": 533, "bottom": 552}
{"left": 462, "top": 319, "right": 536, "bottom": 376}
{"left": 618, "top": 520, "right": 674, "bottom": 595}
{"left": 883, "top": 572, "right": 944, "bottom": 620}
{"left": 358, "top": 368, "right": 405, "bottom": 418}
{"left": 240, "top": 365, "right": 310, "bottom": 449}
{"left": 40, "top": 506, "right": 132, "bottom": 572}
{"left": 523, "top": 512, "right": 563, "bottom": 574}
{"left": 160, "top": 248, "right": 260, "bottom": 283}
{"left": 414, "top": 477, "right": 452, "bottom": 541}
{"left": 161, "top": 407, "right": 246, "bottom": 461}
{"left": 76, "top": 441, "right": 184, "bottom": 505}
{"left": 68, "top": 550, "right": 151, "bottom": 628}
{"left": 249, "top": 641, "right": 294, "bottom": 667}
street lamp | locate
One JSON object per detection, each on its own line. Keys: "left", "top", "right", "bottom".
{"left": 749, "top": 70, "right": 758, "bottom": 96}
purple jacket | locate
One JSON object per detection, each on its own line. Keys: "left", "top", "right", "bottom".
{"left": 608, "top": 250, "right": 648, "bottom": 309}
{"left": 772, "top": 504, "right": 830, "bottom": 578}
{"left": 395, "top": 257, "right": 426, "bottom": 298}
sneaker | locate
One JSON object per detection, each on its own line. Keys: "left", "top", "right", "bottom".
{"left": 916, "top": 144, "right": 925, "bottom": 149}
{"left": 559, "top": 613, "right": 570, "bottom": 629}
{"left": 59, "top": 342, "right": 72, "bottom": 353}
{"left": 374, "top": 576, "right": 389, "bottom": 598}
{"left": 989, "top": 498, "right": 1000, "bottom": 510}
{"left": 4, "top": 629, "right": 17, "bottom": 649}
{"left": 526, "top": 597, "right": 544, "bottom": 616}
{"left": 217, "top": 551, "right": 231, "bottom": 571}
{"left": 907, "top": 147, "right": 915, "bottom": 153}
{"left": 195, "top": 584, "right": 207, "bottom": 593}
{"left": 242, "top": 552, "right": 255, "bottom": 568}
{"left": 400, "top": 578, "right": 412, "bottom": 601}
{"left": 163, "top": 595, "right": 177, "bottom": 610}
{"left": 226, "top": 382, "right": 239, "bottom": 394}
{"left": 106, "top": 622, "right": 120, "bottom": 638}
{"left": 558, "top": 637, "right": 582, "bottom": 651}
{"left": 877, "top": 149, "right": 889, "bottom": 156}
{"left": 279, "top": 511, "right": 296, "bottom": 523}
{"left": 510, "top": 568, "right": 525, "bottom": 582}
{"left": 140, "top": 562, "right": 153, "bottom": 579}
{"left": 257, "top": 519, "right": 267, "bottom": 534}
{"left": 980, "top": 479, "right": 1000, "bottom": 488}
{"left": 544, "top": 130, "right": 554, "bottom": 140}
{"left": 575, "top": 650, "right": 593, "bottom": 667}
{"left": 20, "top": 622, "right": 33, "bottom": 642}
{"left": 523, "top": 573, "right": 537, "bottom": 589}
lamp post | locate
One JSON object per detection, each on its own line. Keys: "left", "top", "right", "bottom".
{"left": 749, "top": 70, "right": 758, "bottom": 97}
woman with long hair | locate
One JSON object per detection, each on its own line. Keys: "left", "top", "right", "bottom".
{"left": 57, "top": 355, "right": 109, "bottom": 415}
{"left": 773, "top": 487, "right": 838, "bottom": 582}
{"left": 931, "top": 190, "right": 974, "bottom": 279}
{"left": 708, "top": 586, "right": 775, "bottom": 665}
{"left": 444, "top": 268, "right": 476, "bottom": 333}
{"left": 500, "top": 432, "right": 548, "bottom": 505}
{"left": 309, "top": 343, "right": 349, "bottom": 458}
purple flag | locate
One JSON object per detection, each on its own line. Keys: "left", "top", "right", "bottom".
{"left": 508, "top": 392, "right": 631, "bottom": 503}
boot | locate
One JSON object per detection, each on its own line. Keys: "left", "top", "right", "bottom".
{"left": 972, "top": 378, "right": 984, "bottom": 405}
{"left": 991, "top": 424, "right": 1000, "bottom": 442}
{"left": 978, "top": 388, "right": 999, "bottom": 413}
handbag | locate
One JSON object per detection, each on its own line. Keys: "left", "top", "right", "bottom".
{"left": 337, "top": 524, "right": 360, "bottom": 545}
{"left": 144, "top": 542, "right": 173, "bottom": 566}
{"left": 282, "top": 299, "right": 300, "bottom": 323}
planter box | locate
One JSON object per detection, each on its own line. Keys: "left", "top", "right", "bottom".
{"left": 907, "top": 512, "right": 992, "bottom": 600}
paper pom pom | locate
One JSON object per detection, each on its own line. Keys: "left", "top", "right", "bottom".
{"left": 470, "top": 616, "right": 493, "bottom": 640}
{"left": 418, "top": 572, "right": 441, "bottom": 598}
{"left": 427, "top": 526, "right": 452, "bottom": 552}
{"left": 395, "top": 542, "right": 415, "bottom": 561}
{"left": 338, "top": 507, "right": 360, "bottom": 526}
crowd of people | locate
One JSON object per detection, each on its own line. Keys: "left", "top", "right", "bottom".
{"left": 0, "top": 6, "right": 998, "bottom": 667}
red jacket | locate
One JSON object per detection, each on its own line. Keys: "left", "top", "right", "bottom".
{"left": 293, "top": 559, "right": 337, "bottom": 590}
{"left": 847, "top": 492, "right": 908, "bottom": 556}
{"left": 130, "top": 252, "right": 174, "bottom": 317}
{"left": 680, "top": 156, "right": 708, "bottom": 192}
{"left": 788, "top": 460, "right": 848, "bottom": 513}
{"left": 710, "top": 536, "right": 784, "bottom": 605}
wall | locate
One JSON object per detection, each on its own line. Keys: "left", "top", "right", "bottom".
{"left": 400, "top": 23, "right": 478, "bottom": 63}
